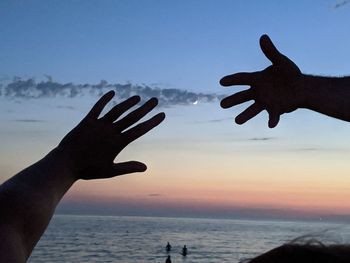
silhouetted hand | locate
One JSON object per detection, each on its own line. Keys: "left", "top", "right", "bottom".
{"left": 220, "top": 34, "right": 304, "bottom": 128}
{"left": 58, "top": 91, "right": 165, "bottom": 180}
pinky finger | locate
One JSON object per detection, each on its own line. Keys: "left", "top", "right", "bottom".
{"left": 235, "top": 103, "right": 263, "bottom": 125}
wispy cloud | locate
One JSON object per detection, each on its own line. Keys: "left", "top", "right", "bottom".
{"left": 1, "top": 78, "right": 221, "bottom": 107}
{"left": 334, "top": 0, "right": 350, "bottom": 9}
{"left": 148, "top": 193, "right": 162, "bottom": 197}
{"left": 196, "top": 117, "right": 232, "bottom": 124}
{"left": 295, "top": 147, "right": 320, "bottom": 152}
{"left": 13, "top": 119, "right": 46, "bottom": 123}
{"left": 56, "top": 105, "right": 75, "bottom": 110}
{"left": 289, "top": 147, "right": 350, "bottom": 152}
{"left": 248, "top": 137, "right": 276, "bottom": 141}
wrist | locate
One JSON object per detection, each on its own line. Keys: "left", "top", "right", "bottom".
{"left": 46, "top": 147, "right": 79, "bottom": 184}
{"left": 295, "top": 74, "right": 313, "bottom": 109}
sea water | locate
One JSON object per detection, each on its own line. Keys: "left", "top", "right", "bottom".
{"left": 28, "top": 215, "right": 350, "bottom": 263}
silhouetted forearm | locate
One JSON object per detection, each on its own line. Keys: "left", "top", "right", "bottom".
{"left": 301, "top": 75, "right": 350, "bottom": 121}
{"left": 0, "top": 92, "right": 165, "bottom": 262}
{"left": 0, "top": 148, "right": 76, "bottom": 262}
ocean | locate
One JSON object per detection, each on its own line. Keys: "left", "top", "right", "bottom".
{"left": 28, "top": 215, "right": 350, "bottom": 263}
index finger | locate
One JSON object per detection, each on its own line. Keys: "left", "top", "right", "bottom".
{"left": 219, "top": 72, "right": 259, "bottom": 87}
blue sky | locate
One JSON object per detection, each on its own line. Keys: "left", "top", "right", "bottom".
{"left": 2, "top": 0, "right": 350, "bottom": 88}
{"left": 1, "top": 0, "right": 350, "bottom": 219}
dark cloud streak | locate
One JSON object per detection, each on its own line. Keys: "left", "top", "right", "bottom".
{"left": 1, "top": 78, "right": 221, "bottom": 107}
{"left": 248, "top": 137, "right": 276, "bottom": 141}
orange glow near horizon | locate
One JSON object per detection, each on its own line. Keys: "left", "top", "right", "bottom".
{"left": 61, "top": 146, "right": 350, "bottom": 216}
{"left": 2, "top": 99, "right": 350, "bottom": 219}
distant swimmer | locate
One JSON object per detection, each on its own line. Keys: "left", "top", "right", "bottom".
{"left": 165, "top": 255, "right": 172, "bottom": 263}
{"left": 181, "top": 245, "right": 188, "bottom": 256}
{"left": 166, "top": 242, "right": 172, "bottom": 252}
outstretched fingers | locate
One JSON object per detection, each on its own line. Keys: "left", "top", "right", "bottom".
{"left": 85, "top": 90, "right": 115, "bottom": 120}
{"left": 220, "top": 72, "right": 259, "bottom": 87}
{"left": 102, "top": 95, "right": 141, "bottom": 122}
{"left": 220, "top": 89, "right": 253, "bottom": 109}
{"left": 122, "top": 112, "right": 166, "bottom": 144}
{"left": 235, "top": 103, "right": 263, "bottom": 125}
{"left": 115, "top": 98, "right": 159, "bottom": 132}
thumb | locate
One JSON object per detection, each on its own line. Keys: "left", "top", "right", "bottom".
{"left": 111, "top": 161, "right": 147, "bottom": 177}
{"left": 268, "top": 112, "right": 280, "bottom": 128}
{"left": 260, "top": 34, "right": 287, "bottom": 65}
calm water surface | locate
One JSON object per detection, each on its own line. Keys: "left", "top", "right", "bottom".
{"left": 29, "top": 215, "right": 350, "bottom": 263}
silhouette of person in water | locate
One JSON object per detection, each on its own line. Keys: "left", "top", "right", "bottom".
{"left": 220, "top": 34, "right": 350, "bottom": 262}
{"left": 182, "top": 245, "right": 188, "bottom": 256}
{"left": 165, "top": 255, "right": 172, "bottom": 263}
{"left": 0, "top": 91, "right": 165, "bottom": 262}
{"left": 166, "top": 242, "right": 172, "bottom": 252}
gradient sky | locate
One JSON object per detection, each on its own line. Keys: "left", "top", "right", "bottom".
{"left": 1, "top": 0, "right": 350, "bottom": 219}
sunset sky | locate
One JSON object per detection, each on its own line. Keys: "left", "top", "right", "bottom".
{"left": 1, "top": 0, "right": 350, "bottom": 219}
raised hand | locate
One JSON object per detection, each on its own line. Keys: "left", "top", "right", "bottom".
{"left": 58, "top": 91, "right": 165, "bottom": 180}
{"left": 220, "top": 34, "right": 304, "bottom": 128}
